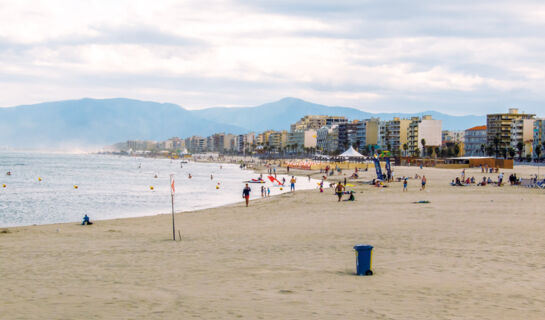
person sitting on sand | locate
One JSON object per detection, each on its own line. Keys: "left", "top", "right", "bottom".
{"left": 335, "top": 182, "right": 345, "bottom": 202}
{"left": 348, "top": 191, "right": 355, "bottom": 201}
{"left": 81, "top": 214, "right": 93, "bottom": 225}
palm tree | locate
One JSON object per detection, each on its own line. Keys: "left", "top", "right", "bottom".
{"left": 454, "top": 144, "right": 460, "bottom": 157}
{"left": 508, "top": 147, "right": 516, "bottom": 159}
{"left": 402, "top": 143, "right": 408, "bottom": 157}
{"left": 493, "top": 134, "right": 501, "bottom": 158}
{"left": 421, "top": 139, "right": 426, "bottom": 157}
{"left": 480, "top": 144, "right": 486, "bottom": 156}
{"left": 516, "top": 141, "right": 524, "bottom": 161}
{"left": 536, "top": 145, "right": 542, "bottom": 161}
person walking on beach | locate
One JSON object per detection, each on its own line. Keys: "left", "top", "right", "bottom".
{"left": 403, "top": 178, "right": 408, "bottom": 192}
{"left": 290, "top": 176, "right": 296, "bottom": 191}
{"left": 261, "top": 185, "right": 265, "bottom": 197}
{"left": 420, "top": 175, "right": 427, "bottom": 191}
{"left": 335, "top": 182, "right": 345, "bottom": 202}
{"left": 242, "top": 184, "right": 251, "bottom": 207}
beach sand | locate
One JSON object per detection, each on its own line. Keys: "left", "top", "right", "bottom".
{"left": 1, "top": 165, "right": 544, "bottom": 319}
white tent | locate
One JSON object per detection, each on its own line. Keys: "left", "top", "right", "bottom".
{"left": 339, "top": 146, "right": 364, "bottom": 158}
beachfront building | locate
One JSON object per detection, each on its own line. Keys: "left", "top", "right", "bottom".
{"left": 287, "top": 129, "right": 317, "bottom": 152}
{"left": 337, "top": 121, "right": 360, "bottom": 151}
{"left": 125, "top": 140, "right": 158, "bottom": 152}
{"left": 533, "top": 119, "right": 545, "bottom": 159}
{"left": 268, "top": 130, "right": 288, "bottom": 151}
{"left": 487, "top": 108, "right": 535, "bottom": 151}
{"left": 185, "top": 136, "right": 207, "bottom": 153}
{"left": 464, "top": 126, "right": 487, "bottom": 156}
{"left": 407, "top": 116, "right": 442, "bottom": 157}
{"left": 326, "top": 126, "right": 340, "bottom": 153}
{"left": 235, "top": 133, "right": 255, "bottom": 154}
{"left": 290, "top": 115, "right": 347, "bottom": 132}
{"left": 510, "top": 119, "right": 535, "bottom": 158}
{"left": 356, "top": 118, "right": 380, "bottom": 154}
{"left": 442, "top": 130, "right": 464, "bottom": 145}
{"left": 383, "top": 117, "right": 412, "bottom": 155}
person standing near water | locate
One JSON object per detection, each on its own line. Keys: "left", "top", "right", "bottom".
{"left": 290, "top": 176, "right": 296, "bottom": 191}
{"left": 421, "top": 175, "right": 427, "bottom": 191}
{"left": 242, "top": 184, "right": 251, "bottom": 207}
{"left": 403, "top": 178, "right": 408, "bottom": 192}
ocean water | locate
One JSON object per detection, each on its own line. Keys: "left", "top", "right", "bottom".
{"left": 0, "top": 152, "right": 319, "bottom": 227}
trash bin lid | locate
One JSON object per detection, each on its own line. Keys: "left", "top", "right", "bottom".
{"left": 353, "top": 244, "right": 373, "bottom": 251}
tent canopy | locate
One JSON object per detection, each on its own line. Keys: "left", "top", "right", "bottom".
{"left": 339, "top": 146, "right": 364, "bottom": 158}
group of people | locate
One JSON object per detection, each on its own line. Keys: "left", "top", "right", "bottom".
{"left": 242, "top": 176, "right": 298, "bottom": 207}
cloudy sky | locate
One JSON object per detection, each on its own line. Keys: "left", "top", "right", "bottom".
{"left": 1, "top": 0, "right": 544, "bottom": 115}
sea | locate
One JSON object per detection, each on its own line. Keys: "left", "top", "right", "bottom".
{"left": 0, "top": 152, "right": 319, "bottom": 227}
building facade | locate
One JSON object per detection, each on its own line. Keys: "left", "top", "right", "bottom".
{"left": 464, "top": 126, "right": 487, "bottom": 156}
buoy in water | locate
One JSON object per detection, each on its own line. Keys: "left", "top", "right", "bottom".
{"left": 38, "top": 177, "right": 42, "bottom": 181}
{"left": 280, "top": 187, "right": 283, "bottom": 190}
{"left": 216, "top": 185, "right": 219, "bottom": 189}
{"left": 150, "top": 186, "right": 154, "bottom": 190}
{"left": 74, "top": 185, "right": 78, "bottom": 189}
{"left": 2, "top": 184, "right": 6, "bottom": 188}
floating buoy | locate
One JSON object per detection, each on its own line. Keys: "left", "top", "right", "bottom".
{"left": 74, "top": 185, "right": 78, "bottom": 189}
{"left": 216, "top": 185, "right": 219, "bottom": 189}
{"left": 38, "top": 177, "right": 42, "bottom": 181}
{"left": 2, "top": 184, "right": 6, "bottom": 188}
{"left": 150, "top": 186, "right": 154, "bottom": 190}
{"left": 280, "top": 187, "right": 283, "bottom": 190}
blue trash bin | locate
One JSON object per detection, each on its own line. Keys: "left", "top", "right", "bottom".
{"left": 354, "top": 244, "right": 373, "bottom": 276}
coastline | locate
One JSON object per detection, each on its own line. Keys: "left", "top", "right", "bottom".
{"left": 1, "top": 165, "right": 544, "bottom": 319}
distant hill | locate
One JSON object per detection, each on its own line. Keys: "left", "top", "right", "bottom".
{"left": 193, "top": 97, "right": 485, "bottom": 132}
{"left": 0, "top": 98, "right": 246, "bottom": 148}
{"left": 0, "top": 97, "right": 485, "bottom": 149}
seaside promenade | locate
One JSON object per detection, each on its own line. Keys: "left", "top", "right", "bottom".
{"left": 1, "top": 165, "right": 544, "bottom": 319}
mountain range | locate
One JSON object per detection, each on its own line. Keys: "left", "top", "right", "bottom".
{"left": 0, "top": 97, "right": 486, "bottom": 149}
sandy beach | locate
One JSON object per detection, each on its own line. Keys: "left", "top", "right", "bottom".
{"left": 1, "top": 165, "right": 544, "bottom": 319}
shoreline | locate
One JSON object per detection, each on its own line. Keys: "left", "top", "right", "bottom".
{"left": 0, "top": 158, "right": 323, "bottom": 230}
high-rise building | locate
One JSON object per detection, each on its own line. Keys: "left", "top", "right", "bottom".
{"left": 290, "top": 115, "right": 347, "bottom": 132}
{"left": 510, "top": 119, "right": 535, "bottom": 157}
{"left": 407, "top": 116, "right": 442, "bottom": 156}
{"left": 337, "top": 121, "right": 360, "bottom": 151}
{"left": 383, "top": 117, "right": 412, "bottom": 155}
{"left": 533, "top": 119, "right": 545, "bottom": 158}
{"left": 487, "top": 108, "right": 535, "bottom": 150}
{"left": 464, "top": 126, "right": 487, "bottom": 156}
{"left": 268, "top": 130, "right": 288, "bottom": 150}
{"left": 356, "top": 118, "right": 380, "bottom": 153}
{"left": 288, "top": 129, "right": 317, "bottom": 151}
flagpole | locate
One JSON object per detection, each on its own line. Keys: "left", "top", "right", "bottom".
{"left": 170, "top": 174, "right": 176, "bottom": 241}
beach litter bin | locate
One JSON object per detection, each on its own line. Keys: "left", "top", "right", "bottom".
{"left": 354, "top": 244, "right": 373, "bottom": 276}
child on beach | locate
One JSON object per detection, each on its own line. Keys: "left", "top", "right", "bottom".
{"left": 290, "top": 176, "right": 296, "bottom": 191}
{"left": 242, "top": 184, "right": 251, "bottom": 207}
{"left": 403, "top": 178, "right": 408, "bottom": 192}
{"left": 267, "top": 187, "right": 270, "bottom": 197}
{"left": 420, "top": 175, "right": 427, "bottom": 191}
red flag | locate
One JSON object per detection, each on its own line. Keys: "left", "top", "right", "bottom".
{"left": 170, "top": 175, "right": 175, "bottom": 195}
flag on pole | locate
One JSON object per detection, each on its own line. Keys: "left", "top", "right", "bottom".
{"left": 170, "top": 174, "right": 175, "bottom": 195}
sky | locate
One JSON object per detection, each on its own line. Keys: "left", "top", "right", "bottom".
{"left": 1, "top": 0, "right": 544, "bottom": 115}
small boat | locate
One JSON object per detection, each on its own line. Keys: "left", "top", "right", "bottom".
{"left": 244, "top": 179, "right": 265, "bottom": 184}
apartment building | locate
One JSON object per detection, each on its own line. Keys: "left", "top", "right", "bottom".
{"left": 464, "top": 125, "right": 487, "bottom": 156}
{"left": 487, "top": 108, "right": 535, "bottom": 149}
{"left": 290, "top": 115, "right": 347, "bottom": 132}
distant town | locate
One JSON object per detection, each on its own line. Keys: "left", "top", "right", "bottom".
{"left": 108, "top": 108, "right": 544, "bottom": 161}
